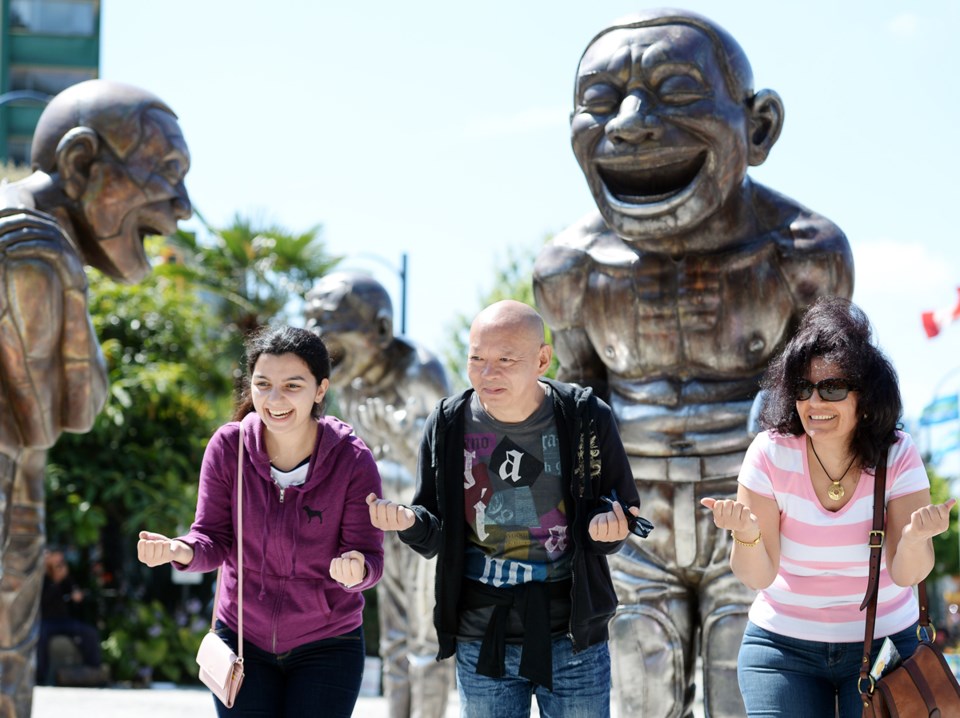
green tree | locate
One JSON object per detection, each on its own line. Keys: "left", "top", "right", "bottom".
{"left": 929, "top": 466, "right": 959, "bottom": 583}
{"left": 46, "top": 238, "right": 234, "bottom": 683}
{"left": 0, "top": 160, "right": 30, "bottom": 182}
{"left": 168, "top": 211, "right": 340, "bottom": 337}
{"left": 47, "top": 241, "right": 232, "bottom": 549}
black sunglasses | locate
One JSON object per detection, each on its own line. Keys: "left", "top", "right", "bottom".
{"left": 795, "top": 378, "right": 857, "bottom": 402}
{"left": 601, "top": 490, "right": 654, "bottom": 538}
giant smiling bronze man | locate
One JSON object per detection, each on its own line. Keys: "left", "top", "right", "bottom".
{"left": 533, "top": 9, "right": 852, "bottom": 717}
{"left": 0, "top": 79, "right": 191, "bottom": 717}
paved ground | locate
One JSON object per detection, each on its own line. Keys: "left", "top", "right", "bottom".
{"left": 32, "top": 685, "right": 706, "bottom": 717}
{"left": 32, "top": 658, "right": 707, "bottom": 716}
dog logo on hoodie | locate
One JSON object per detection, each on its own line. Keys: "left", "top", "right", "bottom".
{"left": 303, "top": 506, "right": 323, "bottom": 524}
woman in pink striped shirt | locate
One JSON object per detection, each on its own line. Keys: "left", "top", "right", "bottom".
{"left": 702, "top": 296, "right": 955, "bottom": 717}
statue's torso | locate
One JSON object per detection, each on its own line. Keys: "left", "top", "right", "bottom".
{"left": 534, "top": 209, "right": 852, "bottom": 462}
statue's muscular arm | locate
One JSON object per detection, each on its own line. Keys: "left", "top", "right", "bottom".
{"left": 533, "top": 231, "right": 607, "bottom": 390}
{"left": 0, "top": 223, "right": 106, "bottom": 450}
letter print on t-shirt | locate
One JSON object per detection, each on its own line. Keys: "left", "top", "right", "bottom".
{"left": 463, "top": 389, "right": 571, "bottom": 587}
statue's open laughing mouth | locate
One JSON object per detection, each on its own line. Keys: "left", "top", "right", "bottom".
{"left": 595, "top": 148, "right": 706, "bottom": 215}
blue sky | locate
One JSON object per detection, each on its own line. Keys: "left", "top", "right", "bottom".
{"left": 101, "top": 1, "right": 960, "bottom": 432}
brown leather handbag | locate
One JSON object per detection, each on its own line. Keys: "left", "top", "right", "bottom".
{"left": 859, "top": 451, "right": 960, "bottom": 717}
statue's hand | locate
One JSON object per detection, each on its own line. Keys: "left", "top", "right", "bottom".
{"left": 366, "top": 493, "right": 416, "bottom": 531}
{"left": 356, "top": 397, "right": 410, "bottom": 438}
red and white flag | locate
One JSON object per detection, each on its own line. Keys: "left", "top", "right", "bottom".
{"left": 922, "top": 287, "right": 960, "bottom": 338}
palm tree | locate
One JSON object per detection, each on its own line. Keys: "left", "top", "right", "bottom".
{"left": 166, "top": 210, "right": 341, "bottom": 337}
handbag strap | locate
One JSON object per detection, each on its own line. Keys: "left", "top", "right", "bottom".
{"left": 208, "top": 426, "right": 244, "bottom": 660}
{"left": 859, "top": 448, "right": 931, "bottom": 688}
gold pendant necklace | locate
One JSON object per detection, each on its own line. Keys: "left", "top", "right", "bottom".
{"left": 809, "top": 438, "right": 857, "bottom": 501}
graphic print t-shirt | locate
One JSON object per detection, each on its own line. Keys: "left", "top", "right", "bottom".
{"left": 458, "top": 386, "right": 572, "bottom": 640}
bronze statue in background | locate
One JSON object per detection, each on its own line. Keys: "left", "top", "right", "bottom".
{"left": 533, "top": 10, "right": 853, "bottom": 717}
{"left": 0, "top": 79, "right": 191, "bottom": 717}
{"left": 305, "top": 272, "right": 455, "bottom": 718}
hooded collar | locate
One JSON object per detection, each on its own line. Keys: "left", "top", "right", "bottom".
{"left": 240, "top": 411, "right": 357, "bottom": 491}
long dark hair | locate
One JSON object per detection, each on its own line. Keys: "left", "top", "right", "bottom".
{"left": 758, "top": 296, "right": 901, "bottom": 469}
{"left": 232, "top": 326, "right": 331, "bottom": 421}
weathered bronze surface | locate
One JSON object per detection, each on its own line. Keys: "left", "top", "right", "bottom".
{"left": 533, "top": 9, "right": 853, "bottom": 717}
{"left": 305, "top": 272, "right": 455, "bottom": 718}
{"left": 0, "top": 80, "right": 191, "bottom": 717}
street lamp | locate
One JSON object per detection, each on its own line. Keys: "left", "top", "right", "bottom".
{"left": 0, "top": 90, "right": 52, "bottom": 107}
{"left": 0, "top": 90, "right": 52, "bottom": 164}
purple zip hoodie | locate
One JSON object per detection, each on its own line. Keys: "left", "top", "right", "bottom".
{"left": 175, "top": 411, "right": 383, "bottom": 654}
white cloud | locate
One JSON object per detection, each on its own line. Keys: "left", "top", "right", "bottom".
{"left": 852, "top": 237, "right": 953, "bottom": 306}
{"left": 886, "top": 12, "right": 920, "bottom": 39}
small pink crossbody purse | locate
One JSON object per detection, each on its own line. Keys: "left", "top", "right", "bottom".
{"left": 196, "top": 428, "right": 245, "bottom": 707}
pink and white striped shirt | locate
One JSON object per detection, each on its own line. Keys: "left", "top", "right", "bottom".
{"left": 739, "top": 430, "right": 928, "bottom": 642}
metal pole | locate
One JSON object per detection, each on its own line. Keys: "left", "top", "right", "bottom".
{"left": 400, "top": 252, "right": 408, "bottom": 336}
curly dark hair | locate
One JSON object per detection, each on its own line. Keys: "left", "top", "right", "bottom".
{"left": 758, "top": 296, "right": 901, "bottom": 469}
{"left": 232, "top": 325, "right": 331, "bottom": 421}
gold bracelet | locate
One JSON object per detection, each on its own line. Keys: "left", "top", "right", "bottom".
{"left": 731, "top": 530, "right": 761, "bottom": 547}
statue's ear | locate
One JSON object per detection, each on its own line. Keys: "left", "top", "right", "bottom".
{"left": 747, "top": 89, "right": 784, "bottom": 167}
{"left": 377, "top": 313, "right": 394, "bottom": 343}
{"left": 54, "top": 127, "right": 99, "bottom": 200}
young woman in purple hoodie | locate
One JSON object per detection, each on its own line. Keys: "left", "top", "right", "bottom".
{"left": 137, "top": 326, "right": 384, "bottom": 716}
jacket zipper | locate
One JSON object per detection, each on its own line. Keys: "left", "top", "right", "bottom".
{"left": 566, "top": 394, "right": 585, "bottom": 652}
{"left": 272, "top": 481, "right": 287, "bottom": 650}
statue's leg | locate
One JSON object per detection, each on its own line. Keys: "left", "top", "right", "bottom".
{"left": 0, "top": 448, "right": 45, "bottom": 718}
{"left": 608, "top": 480, "right": 697, "bottom": 718}
{"left": 406, "top": 553, "right": 453, "bottom": 718}
{"left": 378, "top": 531, "right": 411, "bottom": 718}
{"left": 697, "top": 479, "right": 753, "bottom": 718}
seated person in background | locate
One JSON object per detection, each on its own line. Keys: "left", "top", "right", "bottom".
{"left": 37, "top": 549, "right": 103, "bottom": 685}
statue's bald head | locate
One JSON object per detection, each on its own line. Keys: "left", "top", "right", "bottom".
{"left": 305, "top": 271, "right": 393, "bottom": 332}
{"left": 31, "top": 79, "right": 177, "bottom": 172}
{"left": 578, "top": 8, "right": 755, "bottom": 104}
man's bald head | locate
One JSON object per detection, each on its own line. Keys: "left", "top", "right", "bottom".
{"left": 467, "top": 301, "right": 552, "bottom": 423}
{"left": 471, "top": 300, "right": 546, "bottom": 347}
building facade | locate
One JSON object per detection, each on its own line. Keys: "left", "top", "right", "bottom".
{"left": 0, "top": 0, "right": 100, "bottom": 164}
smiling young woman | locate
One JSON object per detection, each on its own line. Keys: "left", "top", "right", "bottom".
{"left": 137, "top": 326, "right": 384, "bottom": 717}
{"left": 701, "top": 296, "right": 956, "bottom": 717}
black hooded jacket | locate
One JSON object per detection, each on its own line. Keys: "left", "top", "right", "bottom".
{"left": 398, "top": 378, "right": 641, "bottom": 659}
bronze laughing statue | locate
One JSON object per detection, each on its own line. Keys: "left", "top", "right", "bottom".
{"left": 305, "top": 272, "right": 455, "bottom": 718}
{"left": 0, "top": 79, "right": 191, "bottom": 717}
{"left": 533, "top": 9, "right": 853, "bottom": 717}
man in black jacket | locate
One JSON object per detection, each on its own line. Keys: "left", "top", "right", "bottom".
{"left": 368, "top": 300, "right": 649, "bottom": 717}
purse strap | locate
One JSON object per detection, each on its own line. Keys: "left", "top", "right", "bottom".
{"left": 208, "top": 426, "right": 244, "bottom": 660}
{"left": 859, "top": 448, "right": 931, "bottom": 689}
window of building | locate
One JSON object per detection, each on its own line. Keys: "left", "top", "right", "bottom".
{"left": 10, "top": 66, "right": 97, "bottom": 96}
{"left": 9, "top": 0, "right": 98, "bottom": 36}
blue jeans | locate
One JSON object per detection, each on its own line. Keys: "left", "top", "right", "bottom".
{"left": 212, "top": 621, "right": 365, "bottom": 718}
{"left": 738, "top": 621, "right": 919, "bottom": 718}
{"left": 455, "top": 637, "right": 611, "bottom": 718}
